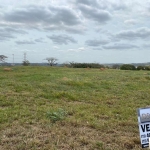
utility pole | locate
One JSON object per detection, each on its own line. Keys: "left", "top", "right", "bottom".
{"left": 23, "top": 52, "right": 30, "bottom": 66}
{"left": 24, "top": 52, "right": 26, "bottom": 61}
{"left": 12, "top": 54, "right": 14, "bottom": 66}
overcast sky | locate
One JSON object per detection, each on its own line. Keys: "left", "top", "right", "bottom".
{"left": 0, "top": 0, "right": 150, "bottom": 64}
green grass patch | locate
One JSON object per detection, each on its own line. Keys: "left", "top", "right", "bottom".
{"left": 0, "top": 66, "right": 149, "bottom": 149}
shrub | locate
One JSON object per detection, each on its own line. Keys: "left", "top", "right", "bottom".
{"left": 137, "top": 66, "right": 145, "bottom": 70}
{"left": 120, "top": 64, "right": 136, "bottom": 70}
{"left": 69, "top": 62, "right": 104, "bottom": 68}
{"left": 145, "top": 66, "right": 150, "bottom": 71}
{"left": 46, "top": 108, "right": 67, "bottom": 123}
{"left": 22, "top": 60, "right": 30, "bottom": 66}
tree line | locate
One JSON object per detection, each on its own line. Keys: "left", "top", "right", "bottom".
{"left": 119, "top": 64, "right": 150, "bottom": 70}
{"left": 1, "top": 55, "right": 150, "bottom": 70}
{"left": 66, "top": 62, "right": 105, "bottom": 68}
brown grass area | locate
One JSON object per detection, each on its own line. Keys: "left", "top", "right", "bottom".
{"left": 0, "top": 121, "right": 142, "bottom": 150}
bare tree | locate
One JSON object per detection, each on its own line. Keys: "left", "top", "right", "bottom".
{"left": 45, "top": 57, "right": 58, "bottom": 66}
{"left": 0, "top": 55, "right": 7, "bottom": 63}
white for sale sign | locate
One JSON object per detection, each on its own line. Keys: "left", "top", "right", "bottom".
{"left": 137, "top": 107, "right": 150, "bottom": 148}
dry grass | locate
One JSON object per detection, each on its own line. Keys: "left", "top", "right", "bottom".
{"left": 0, "top": 121, "right": 141, "bottom": 150}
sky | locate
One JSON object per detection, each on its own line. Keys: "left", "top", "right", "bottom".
{"left": 0, "top": 0, "right": 150, "bottom": 64}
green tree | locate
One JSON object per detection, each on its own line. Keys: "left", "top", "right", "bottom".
{"left": 22, "top": 60, "right": 30, "bottom": 66}
{"left": 137, "top": 66, "right": 145, "bottom": 70}
{"left": 120, "top": 64, "right": 136, "bottom": 70}
{"left": 145, "top": 66, "right": 150, "bottom": 70}
{"left": 69, "top": 62, "right": 104, "bottom": 68}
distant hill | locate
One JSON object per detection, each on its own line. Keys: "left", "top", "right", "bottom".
{"left": 131, "top": 62, "right": 150, "bottom": 66}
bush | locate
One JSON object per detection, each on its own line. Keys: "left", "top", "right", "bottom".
{"left": 120, "top": 64, "right": 136, "bottom": 70}
{"left": 145, "top": 66, "right": 150, "bottom": 71}
{"left": 137, "top": 66, "right": 145, "bottom": 70}
{"left": 22, "top": 60, "right": 30, "bottom": 66}
{"left": 69, "top": 62, "right": 105, "bottom": 68}
{"left": 46, "top": 108, "right": 67, "bottom": 123}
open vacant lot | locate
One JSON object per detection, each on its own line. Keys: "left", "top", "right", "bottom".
{"left": 0, "top": 66, "right": 150, "bottom": 150}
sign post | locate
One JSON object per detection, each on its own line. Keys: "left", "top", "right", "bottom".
{"left": 137, "top": 107, "right": 150, "bottom": 148}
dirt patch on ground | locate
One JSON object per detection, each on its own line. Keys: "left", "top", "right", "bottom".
{"left": 62, "top": 77, "right": 71, "bottom": 81}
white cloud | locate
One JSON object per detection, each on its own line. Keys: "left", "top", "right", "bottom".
{"left": 67, "top": 47, "right": 86, "bottom": 52}
{"left": 0, "top": 0, "right": 150, "bottom": 63}
{"left": 103, "top": 43, "right": 138, "bottom": 50}
{"left": 15, "top": 40, "right": 35, "bottom": 45}
{"left": 47, "top": 34, "right": 77, "bottom": 45}
{"left": 116, "top": 27, "right": 150, "bottom": 40}
{"left": 78, "top": 5, "right": 112, "bottom": 24}
{"left": 1, "top": 4, "right": 83, "bottom": 33}
{"left": 0, "top": 27, "right": 27, "bottom": 41}
{"left": 34, "top": 38, "right": 45, "bottom": 43}
{"left": 85, "top": 39, "right": 110, "bottom": 46}
{"left": 53, "top": 46, "right": 59, "bottom": 49}
{"left": 124, "top": 19, "right": 137, "bottom": 25}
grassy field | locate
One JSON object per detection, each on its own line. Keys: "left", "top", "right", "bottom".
{"left": 0, "top": 66, "right": 150, "bottom": 150}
